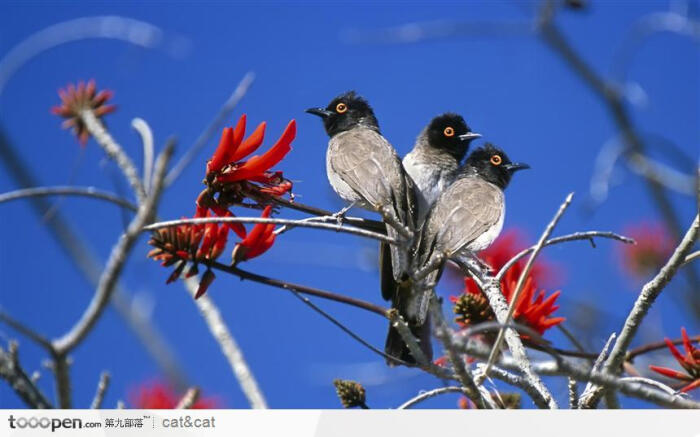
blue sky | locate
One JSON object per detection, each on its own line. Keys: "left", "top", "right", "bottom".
{"left": 0, "top": 1, "right": 698, "bottom": 409}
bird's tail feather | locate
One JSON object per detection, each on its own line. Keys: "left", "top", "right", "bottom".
{"left": 384, "top": 311, "right": 433, "bottom": 366}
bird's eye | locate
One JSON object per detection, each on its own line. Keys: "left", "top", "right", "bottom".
{"left": 443, "top": 126, "right": 455, "bottom": 137}
{"left": 490, "top": 155, "right": 502, "bottom": 166}
{"left": 336, "top": 103, "right": 348, "bottom": 114}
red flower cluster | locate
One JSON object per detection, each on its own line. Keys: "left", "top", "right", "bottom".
{"left": 51, "top": 80, "right": 116, "bottom": 146}
{"left": 618, "top": 221, "right": 674, "bottom": 279}
{"left": 148, "top": 116, "right": 294, "bottom": 298}
{"left": 451, "top": 229, "right": 565, "bottom": 337}
{"left": 130, "top": 381, "right": 219, "bottom": 409}
{"left": 649, "top": 327, "right": 699, "bottom": 393}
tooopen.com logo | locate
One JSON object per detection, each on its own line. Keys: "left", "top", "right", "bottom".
{"left": 8, "top": 415, "right": 90, "bottom": 432}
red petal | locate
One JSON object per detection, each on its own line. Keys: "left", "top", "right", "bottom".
{"left": 679, "top": 379, "right": 700, "bottom": 393}
{"left": 240, "top": 206, "right": 273, "bottom": 248}
{"left": 232, "top": 121, "right": 266, "bottom": 161}
{"left": 195, "top": 270, "right": 215, "bottom": 299}
{"left": 221, "top": 114, "right": 246, "bottom": 164}
{"left": 664, "top": 338, "right": 686, "bottom": 365}
{"left": 208, "top": 127, "right": 234, "bottom": 173}
{"left": 226, "top": 119, "right": 295, "bottom": 182}
{"left": 649, "top": 365, "right": 693, "bottom": 381}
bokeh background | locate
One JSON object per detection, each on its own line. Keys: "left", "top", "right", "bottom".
{"left": 0, "top": 1, "right": 698, "bottom": 409}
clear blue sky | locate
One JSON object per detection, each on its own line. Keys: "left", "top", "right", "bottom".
{"left": 0, "top": 1, "right": 697, "bottom": 409}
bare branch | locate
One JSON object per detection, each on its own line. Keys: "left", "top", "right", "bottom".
{"left": 131, "top": 118, "right": 154, "bottom": 193}
{"left": 386, "top": 309, "right": 429, "bottom": 367}
{"left": 49, "top": 142, "right": 172, "bottom": 407}
{"left": 90, "top": 371, "right": 110, "bottom": 409}
{"left": 0, "top": 16, "right": 174, "bottom": 97}
{"left": 429, "top": 298, "right": 493, "bottom": 408}
{"left": 0, "top": 342, "right": 53, "bottom": 409}
{"left": 217, "top": 263, "right": 389, "bottom": 317}
{"left": 480, "top": 193, "right": 574, "bottom": 404}
{"left": 144, "top": 216, "right": 397, "bottom": 245}
{"left": 0, "top": 126, "right": 189, "bottom": 390}
{"left": 0, "top": 186, "right": 137, "bottom": 212}
{"left": 80, "top": 109, "right": 146, "bottom": 202}
{"left": 270, "top": 196, "right": 386, "bottom": 233}
{"left": 579, "top": 333, "right": 616, "bottom": 408}
{"left": 568, "top": 378, "right": 578, "bottom": 409}
{"left": 496, "top": 231, "right": 634, "bottom": 281}
{"left": 175, "top": 387, "right": 201, "bottom": 409}
{"left": 183, "top": 278, "right": 267, "bottom": 409}
{"left": 397, "top": 386, "right": 466, "bottom": 409}
{"left": 165, "top": 72, "right": 255, "bottom": 186}
{"left": 580, "top": 214, "right": 699, "bottom": 407}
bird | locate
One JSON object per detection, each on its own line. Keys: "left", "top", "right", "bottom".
{"left": 305, "top": 91, "right": 428, "bottom": 365}
{"left": 412, "top": 143, "right": 530, "bottom": 325}
{"left": 403, "top": 112, "right": 481, "bottom": 224}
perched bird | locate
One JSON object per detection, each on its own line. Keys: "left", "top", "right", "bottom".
{"left": 413, "top": 143, "right": 530, "bottom": 324}
{"left": 403, "top": 113, "right": 480, "bottom": 223}
{"left": 306, "top": 91, "right": 427, "bottom": 365}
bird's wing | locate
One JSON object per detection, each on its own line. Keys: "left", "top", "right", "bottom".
{"left": 423, "top": 177, "right": 503, "bottom": 258}
{"left": 329, "top": 128, "right": 406, "bottom": 217}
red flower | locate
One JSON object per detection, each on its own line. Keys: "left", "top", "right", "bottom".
{"left": 453, "top": 229, "right": 564, "bottom": 337}
{"left": 619, "top": 221, "right": 674, "bottom": 279}
{"left": 231, "top": 206, "right": 276, "bottom": 264}
{"left": 195, "top": 116, "right": 296, "bottom": 241}
{"left": 147, "top": 211, "right": 230, "bottom": 299}
{"left": 51, "top": 80, "right": 116, "bottom": 146}
{"left": 129, "top": 381, "right": 219, "bottom": 409}
{"left": 200, "top": 115, "right": 296, "bottom": 209}
{"left": 649, "top": 327, "right": 700, "bottom": 393}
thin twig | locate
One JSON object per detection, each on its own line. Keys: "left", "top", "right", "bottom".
{"left": 397, "top": 386, "right": 466, "bottom": 409}
{"left": 183, "top": 277, "right": 267, "bottom": 409}
{"left": 568, "top": 378, "right": 578, "bottom": 409}
{"left": 175, "top": 386, "right": 201, "bottom": 409}
{"left": 618, "top": 377, "right": 677, "bottom": 396}
{"left": 477, "top": 277, "right": 557, "bottom": 408}
{"left": 80, "top": 109, "right": 146, "bottom": 202}
{"left": 496, "top": 231, "right": 635, "bottom": 281}
{"left": 579, "top": 333, "right": 616, "bottom": 408}
{"left": 480, "top": 194, "right": 574, "bottom": 403}
{"left": 0, "top": 126, "right": 188, "bottom": 391}
{"left": 580, "top": 214, "right": 699, "bottom": 408}
{"left": 217, "top": 263, "right": 389, "bottom": 317}
{"left": 144, "top": 216, "right": 397, "bottom": 245}
{"left": 454, "top": 335, "right": 700, "bottom": 409}
{"left": 90, "top": 371, "right": 110, "bottom": 409}
{"left": 271, "top": 196, "right": 386, "bottom": 233}
{"left": 0, "top": 310, "right": 54, "bottom": 351}
{"left": 0, "top": 342, "right": 53, "bottom": 409}
{"left": 50, "top": 142, "right": 172, "bottom": 407}
{"left": 287, "top": 290, "right": 410, "bottom": 366}
{"left": 386, "top": 309, "right": 429, "bottom": 367}
{"left": 0, "top": 186, "right": 138, "bottom": 211}
{"left": 626, "top": 334, "right": 700, "bottom": 362}
{"left": 0, "top": 16, "right": 171, "bottom": 97}
{"left": 429, "top": 297, "right": 491, "bottom": 408}
{"left": 131, "top": 118, "right": 154, "bottom": 193}
{"left": 165, "top": 72, "right": 255, "bottom": 186}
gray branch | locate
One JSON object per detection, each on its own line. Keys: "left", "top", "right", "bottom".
{"left": 143, "top": 216, "right": 397, "bottom": 245}
{"left": 579, "top": 213, "right": 699, "bottom": 408}
{"left": 0, "top": 186, "right": 137, "bottom": 211}
{"left": 183, "top": 277, "right": 268, "bottom": 409}
{"left": 80, "top": 109, "right": 146, "bottom": 202}
{"left": 0, "top": 342, "right": 53, "bottom": 409}
{"left": 89, "top": 371, "right": 110, "bottom": 409}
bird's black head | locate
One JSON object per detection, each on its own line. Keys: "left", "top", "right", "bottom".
{"left": 425, "top": 112, "right": 480, "bottom": 162}
{"left": 463, "top": 143, "right": 529, "bottom": 190}
{"left": 306, "top": 91, "right": 379, "bottom": 137}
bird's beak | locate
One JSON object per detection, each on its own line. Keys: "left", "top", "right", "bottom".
{"left": 504, "top": 162, "right": 530, "bottom": 172}
{"left": 458, "top": 132, "right": 481, "bottom": 142}
{"left": 306, "top": 107, "right": 333, "bottom": 118}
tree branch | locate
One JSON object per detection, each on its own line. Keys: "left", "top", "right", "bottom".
{"left": 183, "top": 277, "right": 267, "bottom": 409}
{"left": 0, "top": 186, "right": 138, "bottom": 212}
{"left": 0, "top": 342, "right": 53, "bottom": 409}
{"left": 580, "top": 213, "right": 699, "bottom": 407}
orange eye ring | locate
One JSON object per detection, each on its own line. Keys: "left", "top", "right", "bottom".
{"left": 490, "top": 155, "right": 502, "bottom": 166}
{"left": 443, "top": 126, "right": 455, "bottom": 137}
{"left": 336, "top": 103, "right": 348, "bottom": 113}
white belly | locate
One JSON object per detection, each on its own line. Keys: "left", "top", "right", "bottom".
{"left": 403, "top": 152, "right": 454, "bottom": 222}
